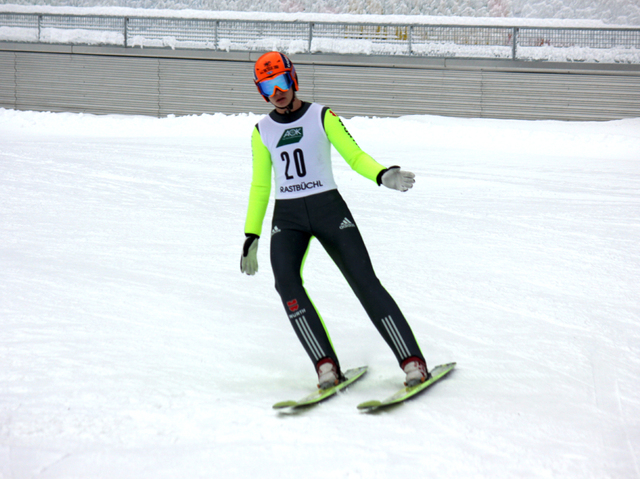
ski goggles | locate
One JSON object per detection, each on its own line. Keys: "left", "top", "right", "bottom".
{"left": 256, "top": 73, "right": 293, "bottom": 97}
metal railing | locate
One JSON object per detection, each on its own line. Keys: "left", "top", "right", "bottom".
{"left": 2, "top": 12, "right": 640, "bottom": 62}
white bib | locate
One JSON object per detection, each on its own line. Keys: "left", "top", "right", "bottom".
{"left": 257, "top": 103, "right": 337, "bottom": 200}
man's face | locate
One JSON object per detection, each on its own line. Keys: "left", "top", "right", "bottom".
{"left": 270, "top": 86, "right": 294, "bottom": 110}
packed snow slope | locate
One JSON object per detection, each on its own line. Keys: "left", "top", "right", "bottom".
{"left": 1, "top": 107, "right": 639, "bottom": 478}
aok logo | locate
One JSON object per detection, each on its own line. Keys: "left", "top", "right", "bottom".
{"left": 277, "top": 127, "right": 303, "bottom": 147}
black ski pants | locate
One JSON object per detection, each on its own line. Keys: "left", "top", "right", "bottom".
{"left": 270, "top": 189, "right": 424, "bottom": 373}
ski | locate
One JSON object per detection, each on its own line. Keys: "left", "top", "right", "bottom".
{"left": 273, "top": 366, "right": 368, "bottom": 410}
{"left": 357, "top": 362, "right": 456, "bottom": 411}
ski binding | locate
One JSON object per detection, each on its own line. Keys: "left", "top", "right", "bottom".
{"left": 357, "top": 362, "right": 456, "bottom": 411}
{"left": 273, "top": 366, "right": 368, "bottom": 410}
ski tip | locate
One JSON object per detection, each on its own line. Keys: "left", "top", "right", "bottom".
{"left": 357, "top": 400, "right": 382, "bottom": 410}
{"left": 272, "top": 400, "right": 297, "bottom": 409}
{"left": 429, "top": 362, "right": 456, "bottom": 374}
{"left": 345, "top": 365, "right": 368, "bottom": 376}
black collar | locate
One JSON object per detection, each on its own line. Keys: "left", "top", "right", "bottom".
{"left": 269, "top": 101, "right": 312, "bottom": 124}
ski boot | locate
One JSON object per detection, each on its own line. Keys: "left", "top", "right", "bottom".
{"left": 402, "top": 356, "right": 430, "bottom": 387}
{"left": 317, "top": 358, "right": 342, "bottom": 389}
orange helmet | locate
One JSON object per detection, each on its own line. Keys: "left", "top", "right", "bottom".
{"left": 253, "top": 51, "right": 299, "bottom": 102}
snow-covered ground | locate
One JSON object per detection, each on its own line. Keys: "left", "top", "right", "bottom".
{"left": 1, "top": 107, "right": 640, "bottom": 478}
{"left": 2, "top": 0, "right": 639, "bottom": 25}
{"left": 0, "top": 3, "right": 632, "bottom": 27}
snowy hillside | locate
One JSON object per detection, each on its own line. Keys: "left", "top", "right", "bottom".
{"left": 1, "top": 108, "right": 639, "bottom": 478}
{"left": 3, "top": 0, "right": 640, "bottom": 25}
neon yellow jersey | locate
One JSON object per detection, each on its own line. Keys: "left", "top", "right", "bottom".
{"left": 244, "top": 103, "right": 386, "bottom": 236}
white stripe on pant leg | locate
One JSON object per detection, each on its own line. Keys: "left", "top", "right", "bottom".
{"left": 381, "top": 316, "right": 405, "bottom": 358}
{"left": 295, "top": 318, "right": 320, "bottom": 361}
{"left": 301, "top": 316, "right": 326, "bottom": 358}
{"left": 382, "top": 315, "right": 410, "bottom": 358}
{"left": 295, "top": 316, "right": 325, "bottom": 361}
{"left": 385, "top": 315, "right": 411, "bottom": 357}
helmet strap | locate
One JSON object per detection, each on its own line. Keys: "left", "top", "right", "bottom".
{"left": 283, "top": 92, "right": 296, "bottom": 115}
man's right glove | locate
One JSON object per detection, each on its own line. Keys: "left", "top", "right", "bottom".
{"left": 240, "top": 234, "right": 259, "bottom": 275}
{"left": 379, "top": 166, "right": 415, "bottom": 192}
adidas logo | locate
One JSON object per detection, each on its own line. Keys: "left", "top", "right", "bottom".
{"left": 271, "top": 225, "right": 282, "bottom": 236}
{"left": 339, "top": 218, "right": 356, "bottom": 230}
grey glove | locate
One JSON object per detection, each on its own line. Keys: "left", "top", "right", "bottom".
{"left": 380, "top": 166, "right": 415, "bottom": 192}
{"left": 240, "top": 234, "right": 259, "bottom": 275}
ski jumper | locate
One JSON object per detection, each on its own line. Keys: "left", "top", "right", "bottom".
{"left": 244, "top": 102, "right": 424, "bottom": 373}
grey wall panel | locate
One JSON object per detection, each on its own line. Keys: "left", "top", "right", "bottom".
{"left": 0, "top": 51, "right": 16, "bottom": 109}
{"left": 158, "top": 57, "right": 266, "bottom": 116}
{"left": 15, "top": 52, "right": 160, "bottom": 115}
{"left": 0, "top": 45, "right": 638, "bottom": 121}
{"left": 480, "top": 71, "right": 640, "bottom": 120}
{"left": 307, "top": 64, "right": 484, "bottom": 118}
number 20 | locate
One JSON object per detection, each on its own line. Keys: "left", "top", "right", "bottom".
{"left": 281, "top": 149, "right": 306, "bottom": 179}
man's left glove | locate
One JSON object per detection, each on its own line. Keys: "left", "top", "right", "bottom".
{"left": 378, "top": 166, "right": 415, "bottom": 192}
{"left": 240, "top": 234, "right": 259, "bottom": 275}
